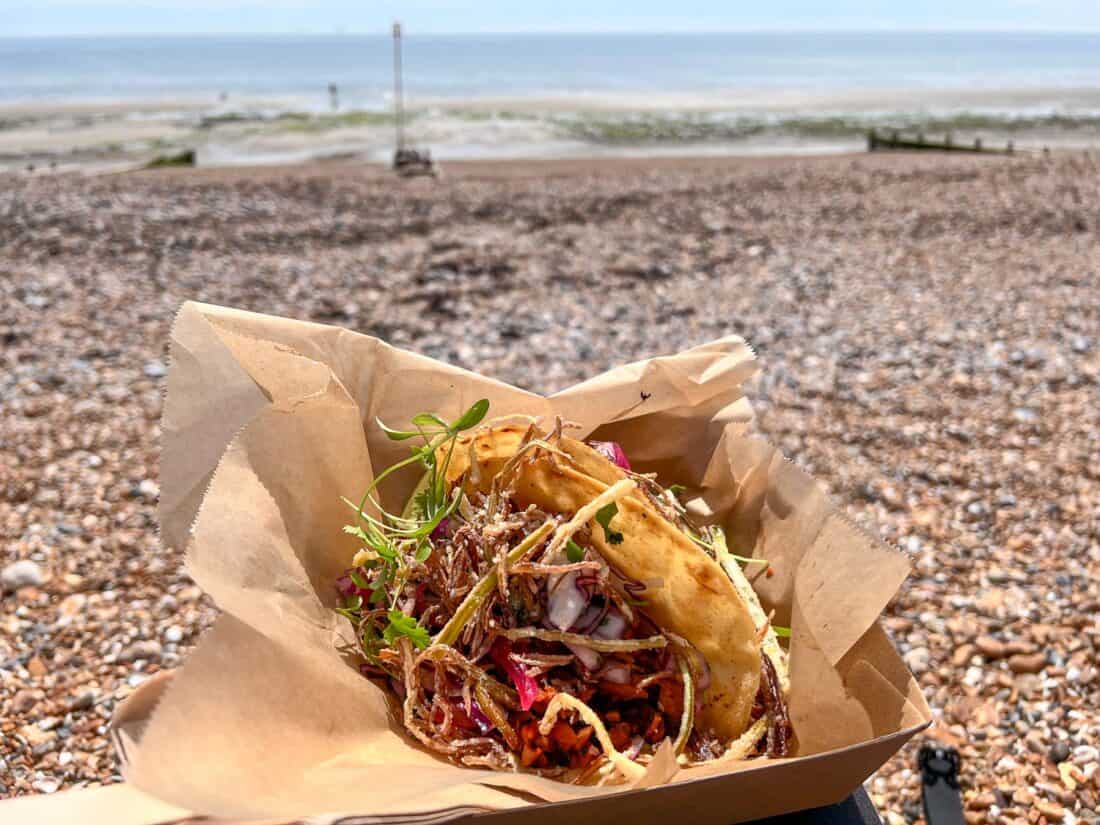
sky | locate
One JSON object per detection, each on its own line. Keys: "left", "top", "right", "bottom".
{"left": 5, "top": 0, "right": 1100, "bottom": 37}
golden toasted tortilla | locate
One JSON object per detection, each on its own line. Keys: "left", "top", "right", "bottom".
{"left": 443, "top": 426, "right": 648, "bottom": 504}
{"left": 439, "top": 425, "right": 762, "bottom": 742}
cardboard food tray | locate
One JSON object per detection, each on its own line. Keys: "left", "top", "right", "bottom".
{"left": 5, "top": 302, "right": 931, "bottom": 824}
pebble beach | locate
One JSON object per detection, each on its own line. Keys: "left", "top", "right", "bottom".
{"left": 1, "top": 151, "right": 1098, "bottom": 822}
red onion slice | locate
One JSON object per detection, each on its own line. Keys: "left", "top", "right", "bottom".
{"left": 468, "top": 700, "right": 494, "bottom": 734}
{"left": 335, "top": 569, "right": 371, "bottom": 599}
{"left": 566, "top": 642, "right": 601, "bottom": 671}
{"left": 599, "top": 663, "right": 631, "bottom": 684}
{"left": 574, "top": 599, "right": 611, "bottom": 635}
{"left": 430, "top": 517, "right": 453, "bottom": 541}
{"left": 592, "top": 609, "right": 627, "bottom": 640}
{"left": 547, "top": 571, "right": 587, "bottom": 631}
{"left": 489, "top": 638, "right": 539, "bottom": 711}
{"left": 589, "top": 440, "right": 632, "bottom": 471}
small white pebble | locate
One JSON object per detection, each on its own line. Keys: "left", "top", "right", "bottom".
{"left": 32, "top": 778, "right": 60, "bottom": 794}
{"left": 1073, "top": 745, "right": 1099, "bottom": 765}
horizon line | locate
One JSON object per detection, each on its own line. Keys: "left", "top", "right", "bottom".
{"left": 5, "top": 26, "right": 1100, "bottom": 39}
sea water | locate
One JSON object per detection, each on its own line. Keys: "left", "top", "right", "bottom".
{"left": 3, "top": 31, "right": 1100, "bottom": 165}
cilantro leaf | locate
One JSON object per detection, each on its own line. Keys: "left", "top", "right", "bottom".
{"left": 343, "top": 524, "right": 371, "bottom": 541}
{"left": 376, "top": 419, "right": 421, "bottom": 441}
{"left": 369, "top": 578, "right": 388, "bottom": 605}
{"left": 565, "top": 539, "right": 585, "bottom": 563}
{"left": 383, "top": 610, "right": 430, "bottom": 649}
{"left": 668, "top": 484, "right": 687, "bottom": 497}
{"left": 451, "top": 398, "right": 490, "bottom": 432}
{"left": 595, "top": 502, "right": 624, "bottom": 545}
{"left": 411, "top": 412, "right": 448, "bottom": 429}
{"left": 772, "top": 625, "right": 792, "bottom": 638}
{"left": 414, "top": 540, "right": 432, "bottom": 563}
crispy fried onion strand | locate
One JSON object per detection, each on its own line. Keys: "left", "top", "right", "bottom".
{"left": 498, "top": 627, "right": 667, "bottom": 652}
{"left": 544, "top": 478, "right": 637, "bottom": 559}
{"left": 397, "top": 641, "right": 516, "bottom": 768}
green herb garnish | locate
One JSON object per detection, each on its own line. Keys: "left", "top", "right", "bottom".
{"left": 595, "top": 502, "right": 624, "bottom": 545}
{"left": 341, "top": 398, "right": 489, "bottom": 610}
{"left": 383, "top": 609, "right": 431, "bottom": 650}
{"left": 565, "top": 539, "right": 586, "bottom": 563}
{"left": 772, "top": 625, "right": 792, "bottom": 638}
{"left": 348, "top": 568, "right": 372, "bottom": 589}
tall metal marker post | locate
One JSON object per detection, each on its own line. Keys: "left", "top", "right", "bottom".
{"left": 392, "top": 22, "right": 405, "bottom": 155}
{"left": 390, "top": 21, "right": 435, "bottom": 176}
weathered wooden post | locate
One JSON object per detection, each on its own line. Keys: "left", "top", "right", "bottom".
{"left": 974, "top": 137, "right": 982, "bottom": 151}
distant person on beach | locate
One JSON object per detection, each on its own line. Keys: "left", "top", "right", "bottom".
{"left": 329, "top": 83, "right": 339, "bottom": 112}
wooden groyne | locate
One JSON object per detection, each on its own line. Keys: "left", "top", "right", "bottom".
{"left": 868, "top": 129, "right": 1016, "bottom": 155}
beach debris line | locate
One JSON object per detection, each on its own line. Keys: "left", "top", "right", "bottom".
{"left": 391, "top": 21, "right": 437, "bottom": 178}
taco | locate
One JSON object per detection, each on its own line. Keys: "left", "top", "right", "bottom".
{"left": 336, "top": 401, "right": 791, "bottom": 783}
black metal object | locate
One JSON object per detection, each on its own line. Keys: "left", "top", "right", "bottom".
{"left": 740, "top": 788, "right": 881, "bottom": 825}
{"left": 393, "top": 147, "right": 437, "bottom": 177}
{"left": 918, "top": 743, "right": 965, "bottom": 825}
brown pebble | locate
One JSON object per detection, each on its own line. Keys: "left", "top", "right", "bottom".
{"left": 1008, "top": 652, "right": 1047, "bottom": 674}
{"left": 26, "top": 656, "right": 48, "bottom": 678}
{"left": 1034, "top": 800, "right": 1064, "bottom": 821}
{"left": 975, "top": 636, "right": 1007, "bottom": 659}
{"left": 1003, "top": 640, "right": 1036, "bottom": 656}
{"left": 18, "top": 724, "right": 56, "bottom": 748}
{"left": 968, "top": 791, "right": 996, "bottom": 810}
{"left": 11, "top": 689, "right": 40, "bottom": 714}
{"left": 953, "top": 643, "right": 977, "bottom": 666}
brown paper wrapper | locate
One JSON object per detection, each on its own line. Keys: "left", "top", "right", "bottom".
{"left": 107, "top": 302, "right": 928, "bottom": 824}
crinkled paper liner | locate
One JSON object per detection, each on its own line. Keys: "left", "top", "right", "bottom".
{"left": 111, "top": 302, "right": 928, "bottom": 824}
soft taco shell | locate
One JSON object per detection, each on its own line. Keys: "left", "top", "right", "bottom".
{"left": 440, "top": 426, "right": 762, "bottom": 742}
